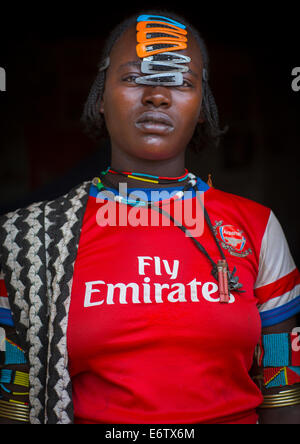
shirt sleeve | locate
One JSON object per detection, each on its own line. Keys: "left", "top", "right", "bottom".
{"left": 254, "top": 211, "right": 300, "bottom": 327}
{"left": 0, "top": 268, "right": 14, "bottom": 327}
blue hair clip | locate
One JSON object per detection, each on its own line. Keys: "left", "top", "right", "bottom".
{"left": 137, "top": 14, "right": 186, "bottom": 29}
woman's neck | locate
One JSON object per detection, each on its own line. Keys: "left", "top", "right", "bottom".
{"left": 110, "top": 147, "right": 186, "bottom": 180}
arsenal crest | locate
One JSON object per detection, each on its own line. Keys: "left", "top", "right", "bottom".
{"left": 213, "top": 221, "right": 252, "bottom": 257}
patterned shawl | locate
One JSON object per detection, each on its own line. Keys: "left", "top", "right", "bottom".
{"left": 0, "top": 181, "right": 91, "bottom": 423}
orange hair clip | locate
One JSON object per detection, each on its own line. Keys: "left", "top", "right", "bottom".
{"left": 136, "top": 20, "right": 187, "bottom": 35}
{"left": 136, "top": 41, "right": 187, "bottom": 58}
{"left": 137, "top": 30, "right": 187, "bottom": 44}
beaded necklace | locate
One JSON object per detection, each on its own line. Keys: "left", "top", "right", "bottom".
{"left": 107, "top": 167, "right": 190, "bottom": 184}
{"left": 93, "top": 167, "right": 244, "bottom": 302}
{"left": 92, "top": 167, "right": 193, "bottom": 207}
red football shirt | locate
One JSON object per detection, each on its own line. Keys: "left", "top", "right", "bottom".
{"left": 66, "top": 178, "right": 300, "bottom": 424}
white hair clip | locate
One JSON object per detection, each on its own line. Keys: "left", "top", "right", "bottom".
{"left": 135, "top": 72, "right": 184, "bottom": 86}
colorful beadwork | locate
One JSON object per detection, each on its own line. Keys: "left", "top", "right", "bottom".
{"left": 262, "top": 333, "right": 290, "bottom": 367}
{"left": 0, "top": 383, "right": 29, "bottom": 396}
{"left": 264, "top": 366, "right": 300, "bottom": 389}
{"left": 0, "top": 369, "right": 29, "bottom": 387}
{"left": 92, "top": 177, "right": 105, "bottom": 191}
{"left": 0, "top": 369, "right": 11, "bottom": 384}
{"left": 14, "top": 371, "right": 29, "bottom": 387}
{"left": 257, "top": 331, "right": 300, "bottom": 389}
{"left": 108, "top": 167, "right": 190, "bottom": 183}
{"left": 4, "top": 339, "right": 27, "bottom": 365}
{"left": 127, "top": 175, "right": 159, "bottom": 184}
{"left": 95, "top": 169, "right": 195, "bottom": 208}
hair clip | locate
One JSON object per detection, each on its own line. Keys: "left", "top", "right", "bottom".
{"left": 136, "top": 15, "right": 189, "bottom": 86}
{"left": 202, "top": 68, "right": 208, "bottom": 81}
{"left": 135, "top": 72, "right": 183, "bottom": 86}
{"left": 136, "top": 41, "right": 187, "bottom": 58}
{"left": 137, "top": 21, "right": 187, "bottom": 35}
{"left": 137, "top": 15, "right": 186, "bottom": 30}
{"left": 137, "top": 30, "right": 187, "bottom": 43}
{"left": 143, "top": 52, "right": 191, "bottom": 64}
{"left": 141, "top": 60, "right": 189, "bottom": 74}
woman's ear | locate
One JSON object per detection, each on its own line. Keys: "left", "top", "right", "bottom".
{"left": 198, "top": 108, "right": 205, "bottom": 124}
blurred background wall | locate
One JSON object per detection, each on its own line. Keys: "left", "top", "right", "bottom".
{"left": 0, "top": 2, "right": 299, "bottom": 266}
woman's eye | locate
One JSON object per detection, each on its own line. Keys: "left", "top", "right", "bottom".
{"left": 181, "top": 79, "right": 193, "bottom": 88}
{"left": 122, "top": 74, "right": 139, "bottom": 83}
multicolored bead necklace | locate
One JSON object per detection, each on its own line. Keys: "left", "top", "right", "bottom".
{"left": 93, "top": 166, "right": 195, "bottom": 208}
{"left": 107, "top": 167, "right": 190, "bottom": 184}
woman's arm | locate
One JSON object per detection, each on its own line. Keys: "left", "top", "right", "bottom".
{"left": 257, "top": 316, "right": 300, "bottom": 424}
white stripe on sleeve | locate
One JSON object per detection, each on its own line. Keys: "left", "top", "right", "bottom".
{"left": 254, "top": 211, "right": 296, "bottom": 289}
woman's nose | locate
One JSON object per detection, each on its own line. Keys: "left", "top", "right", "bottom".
{"left": 141, "top": 86, "right": 171, "bottom": 108}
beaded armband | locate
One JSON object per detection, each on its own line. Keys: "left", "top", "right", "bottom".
{"left": 0, "top": 327, "right": 29, "bottom": 422}
{"left": 0, "top": 399, "right": 29, "bottom": 422}
{"left": 254, "top": 332, "right": 300, "bottom": 389}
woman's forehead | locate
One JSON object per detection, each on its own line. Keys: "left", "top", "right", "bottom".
{"left": 109, "top": 22, "right": 203, "bottom": 73}
{"left": 110, "top": 25, "right": 139, "bottom": 63}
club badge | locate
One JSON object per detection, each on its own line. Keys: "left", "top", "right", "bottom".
{"left": 213, "top": 221, "right": 252, "bottom": 257}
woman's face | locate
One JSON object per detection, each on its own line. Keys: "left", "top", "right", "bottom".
{"left": 100, "top": 23, "right": 204, "bottom": 164}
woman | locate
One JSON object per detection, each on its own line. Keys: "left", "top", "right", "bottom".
{"left": 0, "top": 11, "right": 299, "bottom": 424}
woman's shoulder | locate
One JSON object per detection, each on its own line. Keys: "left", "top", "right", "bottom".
{"left": 207, "top": 185, "right": 271, "bottom": 215}
{"left": 202, "top": 185, "right": 273, "bottom": 240}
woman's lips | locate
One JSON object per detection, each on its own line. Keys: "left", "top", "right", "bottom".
{"left": 135, "top": 111, "right": 174, "bottom": 135}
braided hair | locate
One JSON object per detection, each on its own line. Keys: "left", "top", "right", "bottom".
{"left": 81, "top": 10, "right": 227, "bottom": 153}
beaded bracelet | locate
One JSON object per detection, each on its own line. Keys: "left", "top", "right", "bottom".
{"left": 0, "top": 399, "right": 29, "bottom": 422}
{"left": 255, "top": 332, "right": 300, "bottom": 389}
